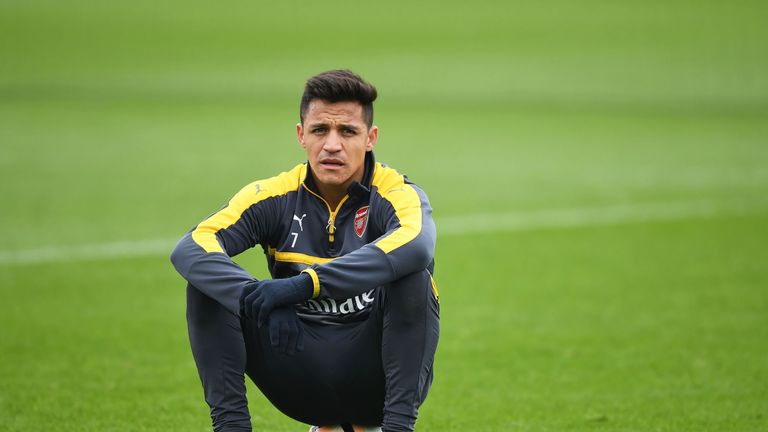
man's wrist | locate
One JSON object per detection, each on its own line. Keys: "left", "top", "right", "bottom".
{"left": 239, "top": 279, "right": 259, "bottom": 316}
{"left": 293, "top": 272, "right": 315, "bottom": 300}
{"left": 299, "top": 268, "right": 320, "bottom": 298}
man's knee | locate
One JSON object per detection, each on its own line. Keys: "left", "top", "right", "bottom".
{"left": 187, "top": 283, "right": 212, "bottom": 323}
{"left": 186, "top": 283, "right": 244, "bottom": 343}
{"left": 383, "top": 270, "right": 438, "bottom": 324}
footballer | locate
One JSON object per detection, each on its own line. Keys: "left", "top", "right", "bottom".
{"left": 171, "top": 70, "right": 440, "bottom": 432}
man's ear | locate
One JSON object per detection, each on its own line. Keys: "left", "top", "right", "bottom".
{"left": 296, "top": 123, "right": 305, "bottom": 149}
{"left": 366, "top": 126, "right": 378, "bottom": 151}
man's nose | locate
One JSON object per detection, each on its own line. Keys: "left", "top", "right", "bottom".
{"left": 323, "top": 130, "right": 342, "bottom": 152}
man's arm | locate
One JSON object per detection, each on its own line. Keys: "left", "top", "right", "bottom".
{"left": 170, "top": 177, "right": 286, "bottom": 315}
{"left": 303, "top": 179, "right": 436, "bottom": 300}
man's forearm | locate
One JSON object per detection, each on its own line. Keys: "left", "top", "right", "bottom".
{"left": 308, "top": 237, "right": 433, "bottom": 300}
{"left": 171, "top": 232, "right": 255, "bottom": 315}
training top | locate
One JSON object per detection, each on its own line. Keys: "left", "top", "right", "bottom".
{"left": 170, "top": 152, "right": 436, "bottom": 323}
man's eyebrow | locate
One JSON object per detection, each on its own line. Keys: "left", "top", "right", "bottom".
{"left": 307, "top": 121, "right": 361, "bottom": 130}
{"left": 338, "top": 123, "right": 361, "bottom": 131}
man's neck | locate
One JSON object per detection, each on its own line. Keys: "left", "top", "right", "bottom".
{"left": 315, "top": 181, "right": 348, "bottom": 210}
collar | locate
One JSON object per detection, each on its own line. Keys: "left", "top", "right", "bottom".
{"left": 303, "top": 151, "right": 375, "bottom": 200}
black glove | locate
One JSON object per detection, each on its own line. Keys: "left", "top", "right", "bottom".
{"left": 242, "top": 273, "right": 314, "bottom": 327}
{"left": 239, "top": 279, "right": 259, "bottom": 317}
{"left": 267, "top": 307, "right": 305, "bottom": 355}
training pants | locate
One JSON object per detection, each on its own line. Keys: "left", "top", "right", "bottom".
{"left": 186, "top": 269, "right": 440, "bottom": 432}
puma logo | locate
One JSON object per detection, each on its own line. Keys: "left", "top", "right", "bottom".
{"left": 293, "top": 214, "right": 307, "bottom": 231}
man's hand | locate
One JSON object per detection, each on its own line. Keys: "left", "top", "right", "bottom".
{"left": 241, "top": 273, "right": 314, "bottom": 327}
{"left": 268, "top": 307, "right": 305, "bottom": 355}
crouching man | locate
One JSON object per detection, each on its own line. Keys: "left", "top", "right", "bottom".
{"left": 171, "top": 70, "right": 440, "bottom": 432}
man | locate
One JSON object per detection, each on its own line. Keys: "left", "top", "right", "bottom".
{"left": 171, "top": 70, "right": 440, "bottom": 432}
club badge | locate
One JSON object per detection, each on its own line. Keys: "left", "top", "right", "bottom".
{"left": 354, "top": 206, "right": 369, "bottom": 238}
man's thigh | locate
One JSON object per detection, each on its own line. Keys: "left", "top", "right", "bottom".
{"left": 242, "top": 311, "right": 385, "bottom": 426}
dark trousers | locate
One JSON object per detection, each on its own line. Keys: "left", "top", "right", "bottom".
{"left": 186, "top": 269, "right": 440, "bottom": 432}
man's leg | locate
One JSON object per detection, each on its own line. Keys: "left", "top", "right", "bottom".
{"left": 242, "top": 313, "right": 386, "bottom": 427}
{"left": 187, "top": 283, "right": 252, "bottom": 432}
{"left": 380, "top": 270, "right": 440, "bottom": 432}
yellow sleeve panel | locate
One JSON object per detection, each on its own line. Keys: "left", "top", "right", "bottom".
{"left": 371, "top": 163, "right": 424, "bottom": 254}
{"left": 191, "top": 164, "right": 307, "bottom": 254}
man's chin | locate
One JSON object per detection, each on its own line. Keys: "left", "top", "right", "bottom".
{"left": 315, "top": 173, "right": 350, "bottom": 188}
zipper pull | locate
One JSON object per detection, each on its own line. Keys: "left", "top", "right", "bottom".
{"left": 326, "top": 216, "right": 336, "bottom": 243}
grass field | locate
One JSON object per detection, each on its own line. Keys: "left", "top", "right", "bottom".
{"left": 1, "top": 1, "right": 767, "bottom": 431}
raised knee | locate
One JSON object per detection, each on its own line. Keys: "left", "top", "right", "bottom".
{"left": 187, "top": 283, "right": 232, "bottom": 327}
{"left": 385, "top": 270, "right": 434, "bottom": 320}
{"left": 391, "top": 270, "right": 433, "bottom": 296}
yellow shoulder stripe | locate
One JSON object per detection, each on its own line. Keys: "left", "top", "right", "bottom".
{"left": 191, "top": 164, "right": 306, "bottom": 253}
{"left": 371, "top": 163, "right": 423, "bottom": 254}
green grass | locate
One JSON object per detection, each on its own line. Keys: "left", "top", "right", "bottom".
{"left": 1, "top": 0, "right": 767, "bottom": 430}
{"left": 430, "top": 215, "right": 768, "bottom": 431}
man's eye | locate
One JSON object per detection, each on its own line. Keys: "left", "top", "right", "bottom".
{"left": 342, "top": 128, "right": 356, "bottom": 136}
{"left": 312, "top": 128, "right": 326, "bottom": 134}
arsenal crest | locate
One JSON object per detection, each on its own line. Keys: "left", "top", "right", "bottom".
{"left": 354, "top": 206, "right": 369, "bottom": 238}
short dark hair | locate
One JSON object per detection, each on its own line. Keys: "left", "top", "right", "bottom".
{"left": 300, "top": 69, "right": 378, "bottom": 128}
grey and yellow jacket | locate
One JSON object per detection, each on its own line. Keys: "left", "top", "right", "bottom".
{"left": 170, "top": 152, "right": 436, "bottom": 323}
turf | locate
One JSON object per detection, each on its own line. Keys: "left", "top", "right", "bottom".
{"left": 1, "top": 0, "right": 767, "bottom": 430}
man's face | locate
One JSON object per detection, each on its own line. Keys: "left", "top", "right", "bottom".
{"left": 297, "top": 99, "right": 378, "bottom": 192}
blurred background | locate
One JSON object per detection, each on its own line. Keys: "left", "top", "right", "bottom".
{"left": 1, "top": 1, "right": 766, "bottom": 430}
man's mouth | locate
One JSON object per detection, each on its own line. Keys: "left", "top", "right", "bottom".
{"left": 319, "top": 158, "right": 345, "bottom": 170}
